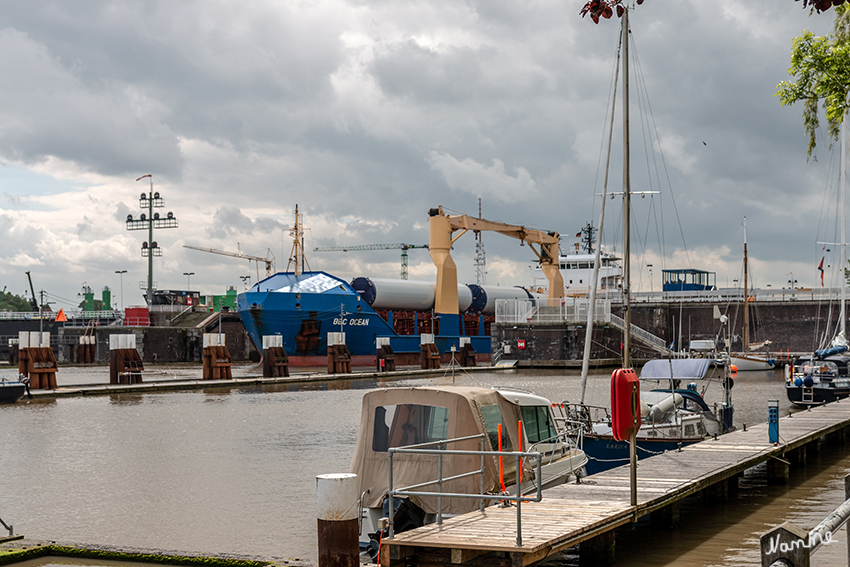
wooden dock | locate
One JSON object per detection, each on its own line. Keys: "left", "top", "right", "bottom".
{"left": 381, "top": 399, "right": 850, "bottom": 566}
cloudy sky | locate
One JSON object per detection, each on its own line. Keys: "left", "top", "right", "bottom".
{"left": 0, "top": 1, "right": 840, "bottom": 311}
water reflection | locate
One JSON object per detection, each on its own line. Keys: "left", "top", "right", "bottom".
{"left": 0, "top": 367, "right": 844, "bottom": 565}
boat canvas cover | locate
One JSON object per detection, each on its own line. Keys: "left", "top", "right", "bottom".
{"left": 349, "top": 386, "right": 523, "bottom": 515}
{"left": 640, "top": 359, "right": 711, "bottom": 380}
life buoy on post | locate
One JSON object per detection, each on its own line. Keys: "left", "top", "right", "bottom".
{"left": 611, "top": 368, "right": 641, "bottom": 442}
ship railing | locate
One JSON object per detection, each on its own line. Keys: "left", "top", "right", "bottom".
{"left": 0, "top": 515, "right": 11, "bottom": 536}
{"left": 760, "top": 472, "right": 850, "bottom": 566}
{"left": 631, "top": 286, "right": 844, "bottom": 304}
{"left": 387, "top": 433, "right": 542, "bottom": 548}
{"left": 494, "top": 298, "right": 611, "bottom": 325}
{"left": 0, "top": 310, "right": 122, "bottom": 324}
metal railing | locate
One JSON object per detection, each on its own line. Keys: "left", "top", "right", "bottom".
{"left": 608, "top": 313, "right": 670, "bottom": 353}
{"left": 387, "top": 433, "right": 542, "bottom": 547}
{"left": 0, "top": 310, "right": 120, "bottom": 321}
{"left": 0, "top": 515, "right": 12, "bottom": 536}
{"left": 760, "top": 473, "right": 850, "bottom": 566}
{"left": 495, "top": 298, "right": 612, "bottom": 325}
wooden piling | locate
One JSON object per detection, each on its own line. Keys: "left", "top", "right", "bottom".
{"left": 459, "top": 340, "right": 476, "bottom": 367}
{"left": 202, "top": 334, "right": 232, "bottom": 380}
{"left": 17, "top": 332, "right": 57, "bottom": 389}
{"left": 327, "top": 333, "right": 350, "bottom": 374}
{"left": 579, "top": 529, "right": 615, "bottom": 567}
{"left": 109, "top": 335, "right": 143, "bottom": 384}
{"left": 651, "top": 501, "right": 680, "bottom": 528}
{"left": 262, "top": 336, "right": 290, "bottom": 377}
{"left": 420, "top": 334, "right": 440, "bottom": 370}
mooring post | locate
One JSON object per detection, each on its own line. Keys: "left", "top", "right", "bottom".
{"left": 316, "top": 473, "right": 359, "bottom": 567}
{"left": 579, "top": 529, "right": 615, "bottom": 567}
{"left": 651, "top": 501, "right": 680, "bottom": 528}
{"left": 767, "top": 455, "right": 791, "bottom": 485}
{"left": 760, "top": 522, "right": 810, "bottom": 567}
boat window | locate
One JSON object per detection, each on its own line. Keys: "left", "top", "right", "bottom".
{"left": 372, "top": 404, "right": 450, "bottom": 452}
{"left": 480, "top": 405, "right": 513, "bottom": 451}
{"left": 520, "top": 406, "right": 557, "bottom": 444}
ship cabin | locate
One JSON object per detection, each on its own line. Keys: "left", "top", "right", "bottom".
{"left": 662, "top": 269, "right": 716, "bottom": 292}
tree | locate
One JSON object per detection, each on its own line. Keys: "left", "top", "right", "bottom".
{"left": 777, "top": 4, "right": 850, "bottom": 159}
{"left": 580, "top": 0, "right": 644, "bottom": 24}
{"left": 0, "top": 291, "right": 34, "bottom": 312}
{"left": 798, "top": 0, "right": 850, "bottom": 13}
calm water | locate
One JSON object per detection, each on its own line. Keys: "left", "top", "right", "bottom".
{"left": 0, "top": 364, "right": 846, "bottom": 566}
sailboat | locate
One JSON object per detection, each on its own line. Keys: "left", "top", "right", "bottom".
{"left": 567, "top": 4, "right": 735, "bottom": 474}
{"left": 786, "top": 116, "right": 850, "bottom": 407}
{"left": 729, "top": 217, "right": 776, "bottom": 371}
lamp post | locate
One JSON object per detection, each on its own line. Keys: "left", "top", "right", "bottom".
{"left": 240, "top": 275, "right": 250, "bottom": 290}
{"left": 115, "top": 270, "right": 127, "bottom": 311}
{"left": 647, "top": 264, "right": 653, "bottom": 294}
{"left": 183, "top": 272, "right": 194, "bottom": 291}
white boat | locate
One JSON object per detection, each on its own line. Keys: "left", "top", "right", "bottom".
{"left": 529, "top": 222, "right": 622, "bottom": 297}
{"left": 564, "top": 358, "right": 732, "bottom": 475}
{"left": 349, "top": 385, "right": 587, "bottom": 558}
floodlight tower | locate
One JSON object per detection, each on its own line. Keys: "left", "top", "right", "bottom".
{"left": 126, "top": 175, "right": 178, "bottom": 307}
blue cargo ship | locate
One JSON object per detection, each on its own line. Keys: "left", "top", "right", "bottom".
{"left": 237, "top": 271, "right": 497, "bottom": 366}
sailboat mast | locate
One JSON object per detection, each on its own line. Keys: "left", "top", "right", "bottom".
{"left": 842, "top": 115, "right": 847, "bottom": 337}
{"left": 743, "top": 217, "right": 748, "bottom": 355}
{"left": 622, "top": 6, "right": 632, "bottom": 368}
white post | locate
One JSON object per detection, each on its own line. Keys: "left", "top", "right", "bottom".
{"left": 316, "top": 473, "right": 359, "bottom": 567}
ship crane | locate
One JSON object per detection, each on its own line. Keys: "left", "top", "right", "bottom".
{"left": 429, "top": 205, "right": 564, "bottom": 323}
{"left": 183, "top": 244, "right": 276, "bottom": 281}
{"left": 313, "top": 243, "right": 429, "bottom": 280}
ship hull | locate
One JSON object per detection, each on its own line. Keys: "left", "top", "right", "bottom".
{"left": 237, "top": 272, "right": 491, "bottom": 365}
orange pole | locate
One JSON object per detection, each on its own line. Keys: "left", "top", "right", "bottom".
{"left": 498, "top": 423, "right": 506, "bottom": 492}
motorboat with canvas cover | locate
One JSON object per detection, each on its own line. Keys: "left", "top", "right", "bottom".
{"left": 349, "top": 386, "right": 587, "bottom": 558}
{"left": 561, "top": 358, "right": 734, "bottom": 475}
{"left": 786, "top": 332, "right": 850, "bottom": 407}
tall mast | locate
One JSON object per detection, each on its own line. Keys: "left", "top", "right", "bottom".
{"left": 579, "top": 20, "right": 622, "bottom": 403}
{"left": 622, "top": 6, "right": 631, "bottom": 368}
{"left": 842, "top": 115, "right": 847, "bottom": 337}
{"left": 743, "top": 216, "right": 748, "bottom": 354}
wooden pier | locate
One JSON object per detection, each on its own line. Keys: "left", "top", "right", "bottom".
{"left": 381, "top": 400, "right": 850, "bottom": 566}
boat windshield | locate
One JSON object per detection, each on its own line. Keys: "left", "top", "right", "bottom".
{"left": 798, "top": 361, "right": 840, "bottom": 379}
{"left": 480, "top": 404, "right": 513, "bottom": 451}
{"left": 520, "top": 406, "right": 557, "bottom": 444}
{"left": 372, "top": 404, "right": 449, "bottom": 452}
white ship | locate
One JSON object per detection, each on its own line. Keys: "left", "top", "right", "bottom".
{"left": 529, "top": 222, "right": 623, "bottom": 297}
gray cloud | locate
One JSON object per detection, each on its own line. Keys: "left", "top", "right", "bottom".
{"left": 0, "top": 0, "right": 839, "bottom": 306}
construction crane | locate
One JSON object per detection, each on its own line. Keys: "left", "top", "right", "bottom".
{"left": 313, "top": 243, "right": 429, "bottom": 280}
{"left": 429, "top": 205, "right": 564, "bottom": 317}
{"left": 25, "top": 271, "right": 38, "bottom": 311}
{"left": 183, "top": 244, "right": 276, "bottom": 281}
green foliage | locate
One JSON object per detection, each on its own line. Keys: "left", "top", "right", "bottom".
{"left": 0, "top": 291, "right": 33, "bottom": 312}
{"left": 0, "top": 544, "right": 271, "bottom": 567}
{"left": 78, "top": 299, "right": 105, "bottom": 311}
{"left": 777, "top": 5, "right": 850, "bottom": 159}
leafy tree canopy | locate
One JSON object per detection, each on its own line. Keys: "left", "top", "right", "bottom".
{"left": 777, "top": 4, "right": 850, "bottom": 159}
{"left": 0, "top": 291, "right": 34, "bottom": 312}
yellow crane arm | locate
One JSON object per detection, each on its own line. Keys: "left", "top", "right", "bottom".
{"left": 428, "top": 206, "right": 564, "bottom": 316}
